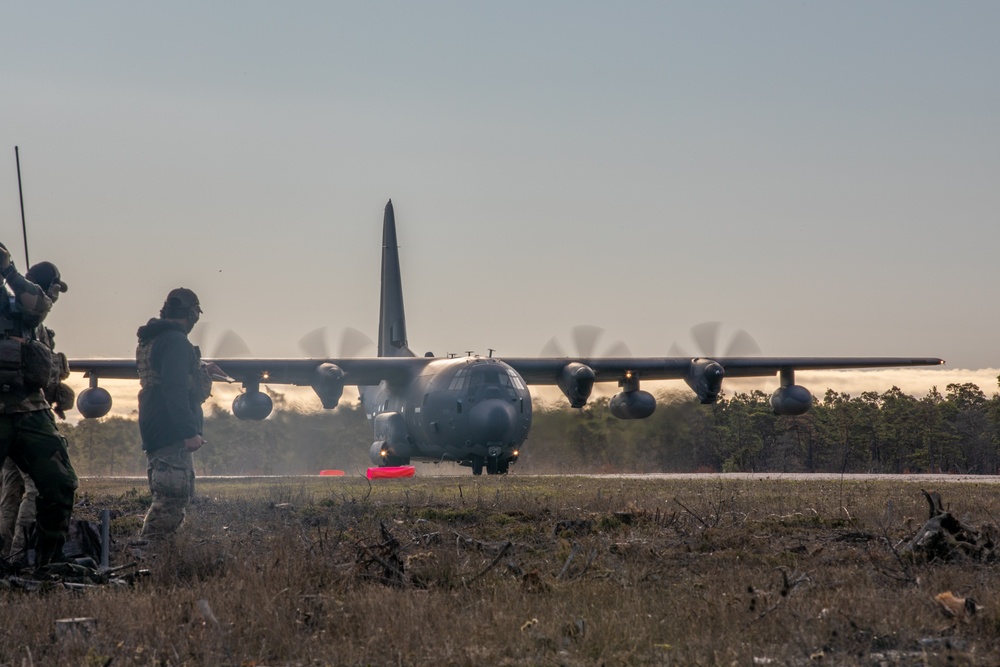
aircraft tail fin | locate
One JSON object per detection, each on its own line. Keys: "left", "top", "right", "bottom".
{"left": 378, "top": 200, "right": 414, "bottom": 358}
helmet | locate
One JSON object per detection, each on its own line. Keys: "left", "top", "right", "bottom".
{"left": 160, "top": 287, "right": 202, "bottom": 320}
{"left": 25, "top": 261, "right": 68, "bottom": 293}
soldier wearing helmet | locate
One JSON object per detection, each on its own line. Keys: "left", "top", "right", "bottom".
{"left": 0, "top": 261, "right": 77, "bottom": 564}
{"left": 0, "top": 244, "right": 77, "bottom": 566}
{"left": 135, "top": 287, "right": 212, "bottom": 539}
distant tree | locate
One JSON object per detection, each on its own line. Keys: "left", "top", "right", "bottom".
{"left": 64, "top": 416, "right": 143, "bottom": 476}
{"left": 58, "top": 379, "right": 1000, "bottom": 476}
{"left": 906, "top": 387, "right": 955, "bottom": 473}
{"left": 519, "top": 403, "right": 578, "bottom": 472}
{"left": 944, "top": 383, "right": 993, "bottom": 473}
{"left": 566, "top": 397, "right": 629, "bottom": 472}
{"left": 988, "top": 376, "right": 1000, "bottom": 475}
{"left": 646, "top": 390, "right": 706, "bottom": 471}
{"left": 816, "top": 390, "right": 869, "bottom": 474}
{"left": 717, "top": 391, "right": 774, "bottom": 472}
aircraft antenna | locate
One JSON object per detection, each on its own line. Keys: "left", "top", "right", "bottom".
{"left": 488, "top": 348, "right": 495, "bottom": 358}
{"left": 14, "top": 146, "right": 29, "bottom": 266}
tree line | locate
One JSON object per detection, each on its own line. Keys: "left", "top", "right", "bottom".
{"left": 60, "top": 380, "right": 1000, "bottom": 476}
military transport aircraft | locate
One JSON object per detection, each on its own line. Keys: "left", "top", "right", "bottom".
{"left": 69, "top": 201, "right": 944, "bottom": 475}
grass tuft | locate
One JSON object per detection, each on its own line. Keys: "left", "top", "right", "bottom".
{"left": 1, "top": 476, "right": 999, "bottom": 665}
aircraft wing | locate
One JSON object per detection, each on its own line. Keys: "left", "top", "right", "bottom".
{"left": 501, "top": 356, "right": 945, "bottom": 384}
{"left": 67, "top": 359, "right": 142, "bottom": 380}
{"left": 68, "top": 357, "right": 434, "bottom": 387}
{"left": 502, "top": 355, "right": 943, "bottom": 416}
{"left": 71, "top": 355, "right": 944, "bottom": 386}
{"left": 68, "top": 354, "right": 943, "bottom": 421}
{"left": 697, "top": 357, "right": 945, "bottom": 378}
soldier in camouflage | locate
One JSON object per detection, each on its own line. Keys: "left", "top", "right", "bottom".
{"left": 0, "top": 246, "right": 78, "bottom": 566}
{"left": 0, "top": 459, "right": 32, "bottom": 559}
{"left": 0, "top": 261, "right": 76, "bottom": 563}
{"left": 136, "top": 287, "right": 213, "bottom": 539}
{"left": 0, "top": 459, "right": 33, "bottom": 560}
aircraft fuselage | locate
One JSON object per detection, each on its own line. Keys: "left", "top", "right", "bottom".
{"left": 361, "top": 356, "right": 532, "bottom": 474}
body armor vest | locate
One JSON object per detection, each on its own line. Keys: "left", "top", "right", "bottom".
{"left": 0, "top": 293, "right": 52, "bottom": 394}
{"left": 137, "top": 334, "right": 213, "bottom": 403}
{"left": 136, "top": 338, "right": 158, "bottom": 390}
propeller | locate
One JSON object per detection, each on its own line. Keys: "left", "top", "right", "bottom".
{"left": 541, "top": 324, "right": 632, "bottom": 358}
{"left": 668, "top": 321, "right": 761, "bottom": 358}
{"left": 298, "top": 327, "right": 375, "bottom": 358}
{"left": 214, "top": 330, "right": 252, "bottom": 358}
{"left": 298, "top": 328, "right": 327, "bottom": 358}
{"left": 191, "top": 322, "right": 253, "bottom": 358}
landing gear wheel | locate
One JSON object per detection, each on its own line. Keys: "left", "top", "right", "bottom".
{"left": 471, "top": 455, "right": 484, "bottom": 476}
{"left": 486, "top": 456, "right": 499, "bottom": 475}
{"left": 496, "top": 458, "right": 510, "bottom": 475}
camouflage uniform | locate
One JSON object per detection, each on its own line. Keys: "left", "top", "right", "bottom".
{"left": 136, "top": 288, "right": 211, "bottom": 539}
{"left": 0, "top": 458, "right": 35, "bottom": 559}
{"left": 0, "top": 325, "right": 74, "bottom": 562}
{"left": 0, "top": 260, "right": 77, "bottom": 565}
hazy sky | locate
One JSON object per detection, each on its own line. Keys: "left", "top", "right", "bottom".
{"left": 2, "top": 2, "right": 997, "bottom": 405}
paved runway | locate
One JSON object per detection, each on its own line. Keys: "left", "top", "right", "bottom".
{"left": 578, "top": 472, "right": 1000, "bottom": 483}
{"left": 82, "top": 472, "right": 1000, "bottom": 483}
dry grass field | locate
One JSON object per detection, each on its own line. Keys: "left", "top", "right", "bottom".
{"left": 2, "top": 474, "right": 1000, "bottom": 666}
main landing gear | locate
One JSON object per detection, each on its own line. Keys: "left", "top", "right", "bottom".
{"left": 468, "top": 454, "right": 510, "bottom": 476}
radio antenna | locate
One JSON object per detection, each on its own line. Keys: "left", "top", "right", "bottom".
{"left": 14, "top": 146, "right": 29, "bottom": 266}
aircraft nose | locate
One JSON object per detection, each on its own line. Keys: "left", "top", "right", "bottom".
{"left": 469, "top": 399, "right": 516, "bottom": 444}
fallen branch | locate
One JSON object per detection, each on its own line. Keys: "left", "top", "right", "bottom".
{"left": 465, "top": 541, "right": 513, "bottom": 587}
{"left": 900, "top": 490, "right": 997, "bottom": 563}
{"left": 556, "top": 543, "right": 581, "bottom": 580}
{"left": 673, "top": 497, "right": 708, "bottom": 528}
{"left": 572, "top": 548, "right": 598, "bottom": 580}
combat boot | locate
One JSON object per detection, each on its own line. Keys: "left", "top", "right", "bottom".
{"left": 34, "top": 534, "right": 65, "bottom": 566}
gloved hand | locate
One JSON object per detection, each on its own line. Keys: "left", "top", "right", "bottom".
{"left": 0, "top": 244, "right": 14, "bottom": 278}
{"left": 52, "top": 382, "right": 76, "bottom": 420}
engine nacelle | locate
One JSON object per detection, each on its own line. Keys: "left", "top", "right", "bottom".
{"left": 370, "top": 411, "right": 413, "bottom": 464}
{"left": 76, "top": 387, "right": 113, "bottom": 419}
{"left": 559, "top": 362, "right": 595, "bottom": 408}
{"left": 312, "top": 363, "right": 346, "bottom": 409}
{"left": 232, "top": 391, "right": 273, "bottom": 420}
{"left": 609, "top": 390, "right": 656, "bottom": 420}
{"left": 684, "top": 359, "right": 725, "bottom": 404}
{"left": 369, "top": 440, "right": 388, "bottom": 465}
{"left": 770, "top": 385, "right": 813, "bottom": 416}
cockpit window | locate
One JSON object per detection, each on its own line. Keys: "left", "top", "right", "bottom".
{"left": 450, "top": 364, "right": 525, "bottom": 396}
{"left": 470, "top": 369, "right": 509, "bottom": 387}
{"left": 507, "top": 369, "right": 525, "bottom": 390}
{"left": 466, "top": 366, "right": 525, "bottom": 400}
{"left": 448, "top": 368, "right": 470, "bottom": 391}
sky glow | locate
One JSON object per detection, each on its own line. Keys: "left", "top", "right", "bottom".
{"left": 1, "top": 2, "right": 997, "bottom": 417}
